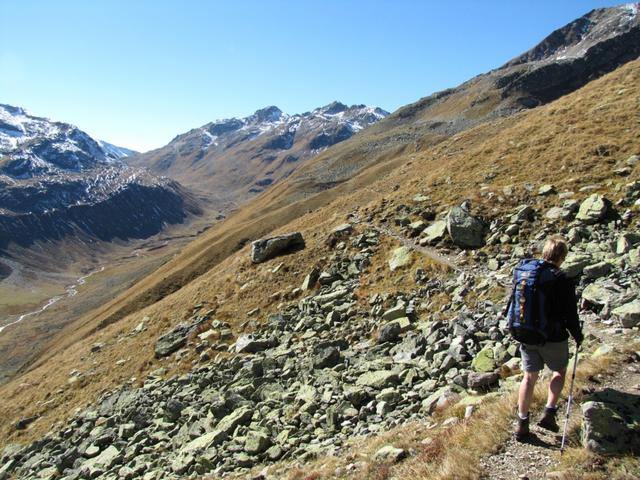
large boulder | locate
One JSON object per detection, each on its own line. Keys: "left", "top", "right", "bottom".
{"left": 576, "top": 194, "right": 611, "bottom": 224}
{"left": 244, "top": 431, "right": 271, "bottom": 454}
{"left": 373, "top": 445, "right": 406, "bottom": 463}
{"left": 581, "top": 388, "right": 640, "bottom": 454}
{"left": 611, "top": 300, "right": 640, "bottom": 328}
{"left": 251, "top": 232, "right": 305, "bottom": 263}
{"left": 446, "top": 206, "right": 485, "bottom": 248}
{"left": 581, "top": 281, "right": 626, "bottom": 309}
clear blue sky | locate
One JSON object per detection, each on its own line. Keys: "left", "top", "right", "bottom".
{"left": 0, "top": 1, "right": 623, "bottom": 152}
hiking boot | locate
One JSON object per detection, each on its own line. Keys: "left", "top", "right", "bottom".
{"left": 537, "top": 406, "right": 560, "bottom": 432}
{"left": 514, "top": 415, "right": 530, "bottom": 441}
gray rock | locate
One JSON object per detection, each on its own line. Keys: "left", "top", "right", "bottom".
{"left": 538, "top": 184, "right": 555, "bottom": 196}
{"left": 511, "top": 205, "right": 534, "bottom": 223}
{"left": 235, "top": 334, "right": 276, "bottom": 353}
{"left": 582, "top": 397, "right": 640, "bottom": 454}
{"left": 389, "top": 246, "right": 413, "bottom": 271}
{"left": 545, "top": 206, "right": 573, "bottom": 220}
{"left": 332, "top": 223, "right": 353, "bottom": 235}
{"left": 251, "top": 232, "right": 305, "bottom": 263}
{"left": 81, "top": 445, "right": 121, "bottom": 477}
{"left": 313, "top": 346, "right": 341, "bottom": 369}
{"left": 373, "top": 445, "right": 406, "bottom": 463}
{"left": 356, "top": 371, "right": 400, "bottom": 389}
{"left": 181, "top": 430, "right": 228, "bottom": 454}
{"left": 244, "top": 431, "right": 271, "bottom": 454}
{"left": 301, "top": 267, "right": 320, "bottom": 290}
{"left": 611, "top": 300, "right": 640, "bottom": 328}
{"left": 562, "top": 253, "right": 591, "bottom": 278}
{"left": 616, "top": 232, "right": 640, "bottom": 254}
{"left": 217, "top": 407, "right": 253, "bottom": 435}
{"left": 576, "top": 194, "right": 610, "bottom": 224}
{"left": 581, "top": 281, "right": 625, "bottom": 308}
{"left": 446, "top": 206, "right": 485, "bottom": 249}
{"left": 467, "top": 372, "right": 500, "bottom": 389}
{"left": 583, "top": 261, "right": 612, "bottom": 280}
{"left": 420, "top": 220, "right": 447, "bottom": 244}
{"left": 381, "top": 304, "right": 406, "bottom": 321}
{"left": 155, "top": 320, "right": 204, "bottom": 358}
{"left": 378, "top": 322, "right": 401, "bottom": 344}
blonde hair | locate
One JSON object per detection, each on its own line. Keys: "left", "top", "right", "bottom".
{"left": 542, "top": 235, "right": 568, "bottom": 264}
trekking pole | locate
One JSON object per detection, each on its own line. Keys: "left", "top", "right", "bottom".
{"left": 560, "top": 342, "right": 581, "bottom": 453}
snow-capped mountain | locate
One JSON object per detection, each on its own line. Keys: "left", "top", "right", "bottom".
{"left": 127, "top": 102, "right": 388, "bottom": 210}
{"left": 0, "top": 104, "right": 137, "bottom": 178}
{"left": 0, "top": 104, "right": 199, "bottom": 251}
{"left": 97, "top": 140, "right": 138, "bottom": 160}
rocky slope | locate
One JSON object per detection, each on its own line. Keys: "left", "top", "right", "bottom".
{"left": 1, "top": 153, "right": 638, "bottom": 480}
{"left": 127, "top": 103, "right": 388, "bottom": 210}
{"left": 0, "top": 104, "right": 201, "bottom": 252}
{"left": 0, "top": 53, "right": 638, "bottom": 479}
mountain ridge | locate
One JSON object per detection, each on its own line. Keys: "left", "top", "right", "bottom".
{"left": 126, "top": 101, "right": 389, "bottom": 213}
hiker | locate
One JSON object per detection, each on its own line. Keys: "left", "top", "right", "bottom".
{"left": 506, "top": 236, "right": 584, "bottom": 440}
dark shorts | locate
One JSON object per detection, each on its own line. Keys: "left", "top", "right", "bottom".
{"left": 520, "top": 340, "right": 569, "bottom": 373}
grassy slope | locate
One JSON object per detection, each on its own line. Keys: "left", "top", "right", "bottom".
{"left": 0, "top": 59, "right": 637, "bottom": 448}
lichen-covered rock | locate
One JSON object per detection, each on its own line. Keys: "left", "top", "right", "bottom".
{"left": 356, "top": 370, "right": 400, "bottom": 389}
{"left": 581, "top": 390, "right": 640, "bottom": 455}
{"left": 611, "top": 300, "right": 640, "bottom": 328}
{"left": 446, "top": 206, "right": 486, "bottom": 248}
{"left": 420, "top": 220, "right": 447, "bottom": 244}
{"left": 388, "top": 246, "right": 412, "bottom": 271}
{"left": 576, "top": 194, "right": 610, "bottom": 223}
{"left": 471, "top": 346, "right": 496, "bottom": 373}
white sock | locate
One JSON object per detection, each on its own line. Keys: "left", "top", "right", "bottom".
{"left": 546, "top": 404, "right": 557, "bottom": 410}
{"left": 518, "top": 411, "right": 529, "bottom": 420}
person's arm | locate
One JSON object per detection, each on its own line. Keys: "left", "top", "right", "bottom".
{"left": 562, "top": 276, "right": 583, "bottom": 344}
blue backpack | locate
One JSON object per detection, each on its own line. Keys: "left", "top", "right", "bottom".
{"left": 505, "top": 259, "right": 551, "bottom": 345}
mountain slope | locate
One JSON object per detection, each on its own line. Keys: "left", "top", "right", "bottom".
{"left": 0, "top": 52, "right": 637, "bottom": 476}
{"left": 127, "top": 102, "right": 388, "bottom": 211}
{"left": 49, "top": 3, "right": 640, "bottom": 338}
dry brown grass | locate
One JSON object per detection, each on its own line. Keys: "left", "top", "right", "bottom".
{"left": 1, "top": 59, "right": 638, "bottom": 448}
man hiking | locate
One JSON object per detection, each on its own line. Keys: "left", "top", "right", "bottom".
{"left": 506, "top": 236, "right": 584, "bottom": 441}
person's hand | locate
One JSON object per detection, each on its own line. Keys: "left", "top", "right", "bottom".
{"left": 574, "top": 331, "right": 584, "bottom": 347}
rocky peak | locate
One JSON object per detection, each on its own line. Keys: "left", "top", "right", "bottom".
{"left": 319, "top": 101, "right": 349, "bottom": 115}
{"left": 248, "top": 105, "right": 284, "bottom": 124}
{"left": 504, "top": 3, "right": 639, "bottom": 67}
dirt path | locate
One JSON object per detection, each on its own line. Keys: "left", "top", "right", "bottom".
{"left": 350, "top": 215, "right": 461, "bottom": 271}
{"left": 479, "top": 322, "right": 640, "bottom": 480}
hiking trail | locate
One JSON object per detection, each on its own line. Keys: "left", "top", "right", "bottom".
{"left": 479, "top": 320, "right": 640, "bottom": 480}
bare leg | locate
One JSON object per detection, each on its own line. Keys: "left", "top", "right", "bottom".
{"left": 518, "top": 371, "right": 539, "bottom": 416}
{"left": 546, "top": 369, "right": 566, "bottom": 408}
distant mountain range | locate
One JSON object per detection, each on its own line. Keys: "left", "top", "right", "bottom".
{"left": 0, "top": 104, "right": 200, "bottom": 251}
{"left": 127, "top": 102, "right": 389, "bottom": 211}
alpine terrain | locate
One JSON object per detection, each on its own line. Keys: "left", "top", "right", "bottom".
{"left": 128, "top": 103, "right": 389, "bottom": 214}
{"left": 0, "top": 4, "right": 639, "bottom": 480}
